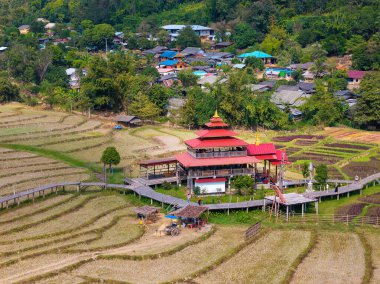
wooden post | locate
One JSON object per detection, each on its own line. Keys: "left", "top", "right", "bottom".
{"left": 43, "top": 190, "right": 45, "bottom": 198}
{"left": 337, "top": 194, "right": 339, "bottom": 200}
{"left": 347, "top": 192, "right": 349, "bottom": 198}
{"left": 346, "top": 214, "right": 349, "bottom": 226}
{"left": 151, "top": 198, "right": 153, "bottom": 205}
{"left": 301, "top": 203, "right": 304, "bottom": 217}
{"left": 262, "top": 198, "right": 266, "bottom": 212}
{"left": 286, "top": 206, "right": 289, "bottom": 222}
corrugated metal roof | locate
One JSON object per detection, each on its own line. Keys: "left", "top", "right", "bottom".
{"left": 176, "top": 152, "right": 259, "bottom": 167}
{"left": 185, "top": 137, "right": 248, "bottom": 149}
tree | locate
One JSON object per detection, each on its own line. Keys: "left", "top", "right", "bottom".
{"left": 315, "top": 164, "right": 328, "bottom": 188}
{"left": 301, "top": 162, "right": 310, "bottom": 180}
{"left": 354, "top": 73, "right": 380, "bottom": 129}
{"left": 233, "top": 23, "right": 257, "bottom": 49}
{"left": 292, "top": 68, "right": 304, "bottom": 83}
{"left": 35, "top": 49, "right": 53, "bottom": 83}
{"left": 231, "top": 175, "right": 254, "bottom": 196}
{"left": 177, "top": 70, "right": 198, "bottom": 87}
{"left": 300, "top": 81, "right": 346, "bottom": 126}
{"left": 260, "top": 23, "right": 287, "bottom": 56}
{"left": 176, "top": 26, "right": 200, "bottom": 49}
{"left": 245, "top": 57, "right": 264, "bottom": 71}
{"left": 129, "top": 94, "right": 160, "bottom": 120}
{"left": 0, "top": 78, "right": 19, "bottom": 103}
{"left": 309, "top": 43, "right": 327, "bottom": 77}
{"left": 345, "top": 35, "right": 365, "bottom": 54}
{"left": 101, "top": 147, "right": 121, "bottom": 171}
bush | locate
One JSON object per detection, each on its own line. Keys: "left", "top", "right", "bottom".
{"left": 193, "top": 186, "right": 201, "bottom": 196}
{"left": 161, "top": 181, "right": 172, "bottom": 190}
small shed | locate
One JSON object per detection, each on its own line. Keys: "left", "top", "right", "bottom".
{"left": 115, "top": 115, "right": 142, "bottom": 127}
{"left": 135, "top": 205, "right": 159, "bottom": 223}
{"left": 171, "top": 205, "right": 208, "bottom": 227}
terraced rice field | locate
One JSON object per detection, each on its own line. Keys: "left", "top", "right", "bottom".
{"left": 291, "top": 232, "right": 365, "bottom": 284}
{"left": 323, "top": 127, "right": 380, "bottom": 144}
{"left": 70, "top": 226, "right": 247, "bottom": 283}
{"left": 195, "top": 230, "right": 311, "bottom": 284}
{"left": 365, "top": 233, "right": 380, "bottom": 284}
{"left": 0, "top": 148, "right": 90, "bottom": 196}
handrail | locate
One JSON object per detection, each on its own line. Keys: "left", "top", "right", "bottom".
{"left": 0, "top": 172, "right": 379, "bottom": 212}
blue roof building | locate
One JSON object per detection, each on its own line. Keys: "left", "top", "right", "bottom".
{"left": 160, "top": 50, "right": 177, "bottom": 59}
{"left": 158, "top": 60, "right": 179, "bottom": 67}
{"left": 238, "top": 51, "right": 273, "bottom": 59}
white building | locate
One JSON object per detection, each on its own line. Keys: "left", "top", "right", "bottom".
{"left": 194, "top": 178, "right": 226, "bottom": 194}
{"left": 161, "top": 25, "right": 215, "bottom": 41}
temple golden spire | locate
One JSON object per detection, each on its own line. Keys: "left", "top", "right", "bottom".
{"left": 213, "top": 109, "right": 219, "bottom": 118}
{"left": 255, "top": 132, "right": 260, "bottom": 146}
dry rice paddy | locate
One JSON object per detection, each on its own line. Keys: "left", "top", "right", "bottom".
{"left": 291, "top": 232, "right": 365, "bottom": 284}
{"left": 70, "top": 226, "right": 247, "bottom": 283}
{"left": 365, "top": 233, "right": 380, "bottom": 284}
{"left": 195, "top": 230, "right": 311, "bottom": 284}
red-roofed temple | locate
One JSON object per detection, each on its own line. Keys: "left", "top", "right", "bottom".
{"left": 139, "top": 111, "right": 289, "bottom": 194}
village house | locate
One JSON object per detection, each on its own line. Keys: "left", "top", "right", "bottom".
{"left": 270, "top": 84, "right": 312, "bottom": 118}
{"left": 212, "top": 42, "right": 234, "bottom": 50}
{"left": 142, "top": 46, "right": 168, "bottom": 56}
{"left": 18, "top": 25, "right": 30, "bottom": 35}
{"left": 347, "top": 70, "right": 366, "bottom": 88}
{"left": 157, "top": 59, "right": 187, "bottom": 70}
{"left": 334, "top": 90, "right": 358, "bottom": 108}
{"left": 162, "top": 25, "right": 215, "bottom": 41}
{"left": 238, "top": 50, "right": 275, "bottom": 65}
{"left": 44, "top": 23, "right": 56, "bottom": 30}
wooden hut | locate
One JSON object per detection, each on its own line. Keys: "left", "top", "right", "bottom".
{"left": 115, "top": 115, "right": 142, "bottom": 127}
{"left": 171, "top": 205, "right": 208, "bottom": 228}
{"left": 135, "top": 205, "right": 159, "bottom": 223}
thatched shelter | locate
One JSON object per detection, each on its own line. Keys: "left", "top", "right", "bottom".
{"left": 135, "top": 205, "right": 159, "bottom": 222}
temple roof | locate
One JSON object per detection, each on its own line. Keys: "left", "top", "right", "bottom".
{"left": 195, "top": 129, "right": 237, "bottom": 138}
{"left": 185, "top": 137, "right": 248, "bottom": 149}
{"left": 204, "top": 110, "right": 229, "bottom": 128}
{"left": 247, "top": 143, "right": 276, "bottom": 156}
{"left": 176, "top": 152, "right": 259, "bottom": 167}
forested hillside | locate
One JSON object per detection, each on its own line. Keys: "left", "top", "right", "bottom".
{"left": 0, "top": 0, "right": 379, "bottom": 129}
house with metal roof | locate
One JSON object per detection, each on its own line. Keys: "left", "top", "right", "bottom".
{"left": 18, "top": 25, "right": 30, "bottom": 34}
{"left": 347, "top": 70, "right": 366, "bottom": 88}
{"left": 238, "top": 50, "right": 274, "bottom": 64}
{"left": 162, "top": 25, "right": 215, "bottom": 41}
{"left": 159, "top": 50, "right": 177, "bottom": 60}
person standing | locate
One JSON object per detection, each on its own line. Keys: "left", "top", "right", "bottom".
{"left": 187, "top": 193, "right": 191, "bottom": 204}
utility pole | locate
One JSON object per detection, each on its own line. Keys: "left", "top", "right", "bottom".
{"left": 279, "top": 152, "right": 285, "bottom": 193}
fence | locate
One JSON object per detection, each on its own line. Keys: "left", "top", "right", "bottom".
{"left": 274, "top": 211, "right": 380, "bottom": 227}
{"left": 245, "top": 221, "right": 261, "bottom": 240}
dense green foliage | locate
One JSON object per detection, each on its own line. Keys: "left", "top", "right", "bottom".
{"left": 354, "top": 73, "right": 380, "bottom": 129}
{"left": 315, "top": 164, "right": 328, "bottom": 186}
{"left": 0, "top": 0, "right": 378, "bottom": 130}
{"left": 101, "top": 146, "right": 121, "bottom": 170}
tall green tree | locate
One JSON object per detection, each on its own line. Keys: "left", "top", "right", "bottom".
{"left": 101, "top": 146, "right": 121, "bottom": 172}
{"left": 315, "top": 164, "right": 328, "bottom": 188}
{"left": 176, "top": 26, "right": 200, "bottom": 49}
{"left": 0, "top": 78, "right": 19, "bottom": 103}
{"left": 354, "top": 73, "right": 380, "bottom": 129}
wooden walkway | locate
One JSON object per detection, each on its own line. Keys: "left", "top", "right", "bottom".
{"left": 0, "top": 173, "right": 379, "bottom": 211}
